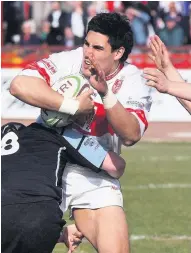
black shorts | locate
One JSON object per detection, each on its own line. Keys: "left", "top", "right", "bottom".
{"left": 1, "top": 199, "right": 65, "bottom": 253}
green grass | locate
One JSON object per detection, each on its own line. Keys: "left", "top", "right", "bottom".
{"left": 53, "top": 142, "right": 191, "bottom": 253}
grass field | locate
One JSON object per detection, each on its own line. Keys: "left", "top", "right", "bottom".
{"left": 53, "top": 142, "right": 191, "bottom": 253}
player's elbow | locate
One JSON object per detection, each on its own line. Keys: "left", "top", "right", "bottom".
{"left": 10, "top": 76, "right": 24, "bottom": 97}
{"left": 122, "top": 132, "right": 141, "bottom": 147}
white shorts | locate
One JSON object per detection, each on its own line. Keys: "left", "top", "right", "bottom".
{"left": 60, "top": 163, "right": 123, "bottom": 217}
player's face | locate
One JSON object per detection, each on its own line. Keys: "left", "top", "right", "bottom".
{"left": 82, "top": 31, "right": 120, "bottom": 78}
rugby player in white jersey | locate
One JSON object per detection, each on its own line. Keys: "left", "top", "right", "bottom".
{"left": 10, "top": 13, "right": 152, "bottom": 253}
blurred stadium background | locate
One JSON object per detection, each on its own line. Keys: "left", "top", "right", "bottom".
{"left": 1, "top": 1, "right": 191, "bottom": 253}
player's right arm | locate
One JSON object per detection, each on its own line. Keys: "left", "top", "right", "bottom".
{"left": 148, "top": 35, "right": 191, "bottom": 113}
{"left": 10, "top": 75, "right": 66, "bottom": 111}
{"left": 10, "top": 50, "right": 94, "bottom": 115}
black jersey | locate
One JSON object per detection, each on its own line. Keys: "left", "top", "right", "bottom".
{"left": 1, "top": 123, "right": 68, "bottom": 205}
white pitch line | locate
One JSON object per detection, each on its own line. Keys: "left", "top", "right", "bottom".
{"left": 127, "top": 155, "right": 191, "bottom": 162}
{"left": 76, "top": 235, "right": 191, "bottom": 245}
{"left": 122, "top": 183, "right": 191, "bottom": 190}
{"left": 130, "top": 235, "right": 191, "bottom": 241}
{"left": 168, "top": 132, "right": 191, "bottom": 138}
{"left": 82, "top": 235, "right": 191, "bottom": 243}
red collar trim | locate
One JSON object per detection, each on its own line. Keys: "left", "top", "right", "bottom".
{"left": 105, "top": 63, "right": 124, "bottom": 81}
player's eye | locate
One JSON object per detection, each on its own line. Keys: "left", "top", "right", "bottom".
{"left": 84, "top": 40, "right": 89, "bottom": 47}
{"left": 93, "top": 46, "right": 104, "bottom": 51}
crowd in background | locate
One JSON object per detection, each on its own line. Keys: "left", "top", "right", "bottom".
{"left": 3, "top": 1, "right": 191, "bottom": 48}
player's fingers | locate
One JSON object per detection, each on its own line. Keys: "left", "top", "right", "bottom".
{"left": 143, "top": 74, "right": 158, "bottom": 83}
{"left": 149, "top": 42, "right": 158, "bottom": 57}
{"left": 89, "top": 54, "right": 102, "bottom": 73}
{"left": 161, "top": 42, "right": 169, "bottom": 57}
{"left": 87, "top": 88, "right": 94, "bottom": 96}
{"left": 154, "top": 35, "right": 163, "bottom": 47}
{"left": 148, "top": 53, "right": 155, "bottom": 62}
{"left": 154, "top": 35, "right": 163, "bottom": 52}
{"left": 73, "top": 230, "right": 83, "bottom": 238}
{"left": 80, "top": 89, "right": 94, "bottom": 98}
{"left": 145, "top": 80, "right": 157, "bottom": 87}
{"left": 98, "top": 69, "right": 106, "bottom": 81}
{"left": 143, "top": 68, "right": 159, "bottom": 77}
{"left": 150, "top": 36, "right": 160, "bottom": 53}
{"left": 71, "top": 237, "right": 82, "bottom": 244}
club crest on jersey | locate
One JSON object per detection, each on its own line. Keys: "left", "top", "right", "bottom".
{"left": 112, "top": 79, "right": 123, "bottom": 94}
{"left": 40, "top": 59, "right": 57, "bottom": 74}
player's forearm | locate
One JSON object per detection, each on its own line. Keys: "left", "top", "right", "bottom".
{"left": 167, "top": 81, "right": 191, "bottom": 102}
{"left": 163, "top": 65, "right": 184, "bottom": 82}
{"left": 105, "top": 102, "right": 141, "bottom": 146}
{"left": 10, "top": 76, "right": 64, "bottom": 111}
{"left": 163, "top": 65, "right": 191, "bottom": 113}
{"left": 101, "top": 151, "right": 126, "bottom": 179}
{"left": 176, "top": 99, "right": 191, "bottom": 114}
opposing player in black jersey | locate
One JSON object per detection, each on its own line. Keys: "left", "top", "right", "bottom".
{"left": 1, "top": 120, "right": 125, "bottom": 253}
{"left": 1, "top": 122, "right": 84, "bottom": 253}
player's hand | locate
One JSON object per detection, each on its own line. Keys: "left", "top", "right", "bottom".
{"left": 76, "top": 89, "right": 94, "bottom": 115}
{"left": 143, "top": 68, "right": 170, "bottom": 93}
{"left": 58, "top": 224, "right": 84, "bottom": 253}
{"left": 88, "top": 54, "right": 108, "bottom": 96}
{"left": 148, "top": 35, "right": 173, "bottom": 73}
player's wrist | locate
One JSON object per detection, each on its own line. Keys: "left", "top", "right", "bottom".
{"left": 59, "top": 98, "right": 79, "bottom": 115}
{"left": 162, "top": 63, "right": 174, "bottom": 76}
{"left": 101, "top": 89, "right": 118, "bottom": 109}
{"left": 166, "top": 79, "right": 173, "bottom": 94}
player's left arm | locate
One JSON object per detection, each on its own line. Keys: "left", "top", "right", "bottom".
{"left": 103, "top": 98, "right": 142, "bottom": 146}
{"left": 89, "top": 57, "right": 151, "bottom": 146}
{"left": 104, "top": 83, "right": 151, "bottom": 146}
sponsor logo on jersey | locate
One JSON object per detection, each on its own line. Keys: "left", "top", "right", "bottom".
{"left": 40, "top": 59, "right": 57, "bottom": 74}
{"left": 126, "top": 100, "right": 144, "bottom": 109}
{"left": 142, "top": 96, "right": 152, "bottom": 112}
{"left": 112, "top": 79, "right": 124, "bottom": 94}
{"left": 83, "top": 137, "right": 100, "bottom": 150}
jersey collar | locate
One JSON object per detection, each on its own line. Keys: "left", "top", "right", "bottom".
{"left": 105, "top": 63, "right": 124, "bottom": 81}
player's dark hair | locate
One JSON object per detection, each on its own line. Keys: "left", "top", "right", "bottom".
{"left": 87, "top": 12, "right": 133, "bottom": 62}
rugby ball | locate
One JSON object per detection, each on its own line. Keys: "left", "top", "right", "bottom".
{"left": 41, "top": 74, "right": 90, "bottom": 127}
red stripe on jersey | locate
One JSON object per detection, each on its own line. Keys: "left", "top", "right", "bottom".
{"left": 74, "top": 104, "right": 148, "bottom": 137}
{"left": 126, "top": 108, "right": 148, "bottom": 129}
{"left": 23, "top": 61, "right": 51, "bottom": 86}
{"left": 74, "top": 103, "right": 108, "bottom": 136}
{"left": 74, "top": 102, "right": 114, "bottom": 137}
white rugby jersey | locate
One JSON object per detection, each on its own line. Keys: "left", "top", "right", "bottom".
{"left": 19, "top": 47, "right": 152, "bottom": 154}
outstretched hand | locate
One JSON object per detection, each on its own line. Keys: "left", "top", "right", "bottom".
{"left": 88, "top": 54, "right": 108, "bottom": 96}
{"left": 143, "top": 68, "right": 170, "bottom": 93}
{"left": 148, "top": 35, "right": 173, "bottom": 73}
